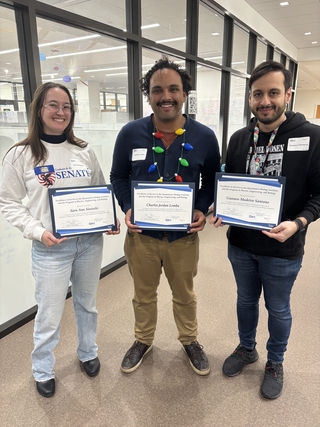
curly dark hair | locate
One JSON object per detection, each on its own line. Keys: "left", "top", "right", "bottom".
{"left": 139, "top": 55, "right": 193, "bottom": 97}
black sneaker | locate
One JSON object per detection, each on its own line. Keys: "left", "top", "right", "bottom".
{"left": 183, "top": 341, "right": 210, "bottom": 376}
{"left": 260, "top": 361, "right": 284, "bottom": 399}
{"left": 121, "top": 341, "right": 153, "bottom": 373}
{"left": 223, "top": 344, "right": 259, "bottom": 377}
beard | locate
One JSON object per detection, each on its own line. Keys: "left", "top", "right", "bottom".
{"left": 253, "top": 103, "right": 286, "bottom": 126}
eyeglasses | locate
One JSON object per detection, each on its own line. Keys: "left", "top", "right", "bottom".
{"left": 43, "top": 102, "right": 73, "bottom": 113}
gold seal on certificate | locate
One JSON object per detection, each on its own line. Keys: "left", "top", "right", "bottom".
{"left": 131, "top": 181, "right": 195, "bottom": 231}
{"left": 213, "top": 173, "right": 286, "bottom": 230}
{"left": 48, "top": 185, "right": 117, "bottom": 237}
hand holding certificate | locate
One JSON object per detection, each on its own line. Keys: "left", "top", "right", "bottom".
{"left": 131, "top": 181, "right": 195, "bottom": 231}
{"left": 48, "top": 185, "right": 117, "bottom": 237}
{"left": 213, "top": 173, "right": 286, "bottom": 230}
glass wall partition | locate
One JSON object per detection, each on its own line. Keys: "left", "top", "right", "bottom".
{"left": 38, "top": 0, "right": 126, "bottom": 29}
{"left": 256, "top": 39, "right": 267, "bottom": 67}
{"left": 228, "top": 74, "right": 247, "bottom": 143}
{"left": 274, "top": 50, "right": 281, "bottom": 63}
{"left": 198, "top": 4, "right": 224, "bottom": 65}
{"left": 141, "top": 0, "right": 187, "bottom": 51}
{"left": 197, "top": 65, "right": 222, "bottom": 150}
{"left": 0, "top": 5, "right": 33, "bottom": 329}
{"left": 232, "top": 25, "right": 249, "bottom": 73}
{"left": 0, "top": 6, "right": 27, "bottom": 134}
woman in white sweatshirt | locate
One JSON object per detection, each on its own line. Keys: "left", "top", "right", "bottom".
{"left": 0, "top": 82, "right": 119, "bottom": 398}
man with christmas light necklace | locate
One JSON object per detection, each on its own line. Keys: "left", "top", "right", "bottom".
{"left": 110, "top": 55, "right": 220, "bottom": 375}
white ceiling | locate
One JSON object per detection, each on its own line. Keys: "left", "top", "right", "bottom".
{"left": 244, "top": 0, "right": 320, "bottom": 90}
{"left": 0, "top": 0, "right": 319, "bottom": 93}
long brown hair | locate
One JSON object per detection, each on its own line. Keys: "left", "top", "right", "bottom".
{"left": 7, "top": 82, "right": 87, "bottom": 166}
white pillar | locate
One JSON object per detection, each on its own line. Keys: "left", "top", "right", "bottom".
{"left": 76, "top": 80, "right": 101, "bottom": 123}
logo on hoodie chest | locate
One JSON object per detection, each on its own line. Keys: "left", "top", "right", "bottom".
{"left": 34, "top": 165, "right": 56, "bottom": 188}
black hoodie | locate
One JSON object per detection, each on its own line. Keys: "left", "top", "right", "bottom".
{"left": 225, "top": 111, "right": 320, "bottom": 259}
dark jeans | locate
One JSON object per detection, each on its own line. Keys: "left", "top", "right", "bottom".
{"left": 228, "top": 243, "right": 302, "bottom": 363}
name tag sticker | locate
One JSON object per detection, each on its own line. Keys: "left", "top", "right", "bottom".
{"left": 70, "top": 159, "right": 86, "bottom": 169}
{"left": 287, "top": 137, "right": 310, "bottom": 151}
{"left": 132, "top": 148, "right": 147, "bottom": 161}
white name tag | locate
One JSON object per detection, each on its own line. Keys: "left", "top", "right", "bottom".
{"left": 132, "top": 148, "right": 147, "bottom": 161}
{"left": 287, "top": 137, "right": 310, "bottom": 151}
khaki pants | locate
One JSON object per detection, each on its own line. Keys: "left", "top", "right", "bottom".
{"left": 124, "top": 231, "right": 199, "bottom": 346}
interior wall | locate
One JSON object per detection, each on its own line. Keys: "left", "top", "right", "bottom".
{"left": 294, "top": 90, "right": 320, "bottom": 120}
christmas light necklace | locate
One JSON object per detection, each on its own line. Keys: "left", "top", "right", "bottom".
{"left": 148, "top": 119, "right": 193, "bottom": 182}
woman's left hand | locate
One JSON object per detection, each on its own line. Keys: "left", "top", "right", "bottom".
{"left": 105, "top": 218, "right": 121, "bottom": 235}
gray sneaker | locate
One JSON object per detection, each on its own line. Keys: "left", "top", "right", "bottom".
{"left": 183, "top": 341, "right": 210, "bottom": 376}
{"left": 260, "top": 361, "right": 284, "bottom": 399}
{"left": 121, "top": 341, "right": 153, "bottom": 373}
{"left": 223, "top": 344, "right": 259, "bottom": 377}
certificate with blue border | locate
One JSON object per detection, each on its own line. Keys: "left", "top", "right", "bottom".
{"left": 131, "top": 181, "right": 195, "bottom": 231}
{"left": 213, "top": 173, "right": 286, "bottom": 230}
{"left": 48, "top": 185, "right": 117, "bottom": 237}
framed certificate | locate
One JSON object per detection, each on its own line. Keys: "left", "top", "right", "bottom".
{"left": 48, "top": 185, "right": 117, "bottom": 237}
{"left": 213, "top": 173, "right": 286, "bottom": 230}
{"left": 131, "top": 181, "right": 195, "bottom": 231}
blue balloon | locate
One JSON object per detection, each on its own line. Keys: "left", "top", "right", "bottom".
{"left": 39, "top": 53, "right": 46, "bottom": 61}
{"left": 63, "top": 75, "right": 71, "bottom": 83}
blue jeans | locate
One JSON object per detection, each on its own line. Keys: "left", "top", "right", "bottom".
{"left": 228, "top": 243, "right": 302, "bottom": 363}
{"left": 31, "top": 233, "right": 103, "bottom": 381}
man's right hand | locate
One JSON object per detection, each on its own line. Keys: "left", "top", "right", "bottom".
{"left": 125, "top": 209, "right": 142, "bottom": 233}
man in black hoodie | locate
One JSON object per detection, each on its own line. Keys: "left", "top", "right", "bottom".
{"left": 210, "top": 60, "right": 320, "bottom": 399}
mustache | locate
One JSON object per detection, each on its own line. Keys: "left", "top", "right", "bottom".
{"left": 157, "top": 101, "right": 177, "bottom": 107}
{"left": 257, "top": 105, "right": 274, "bottom": 110}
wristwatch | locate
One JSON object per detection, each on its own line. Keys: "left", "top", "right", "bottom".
{"left": 293, "top": 218, "right": 305, "bottom": 233}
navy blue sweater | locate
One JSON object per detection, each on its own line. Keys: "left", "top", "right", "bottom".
{"left": 110, "top": 114, "right": 221, "bottom": 242}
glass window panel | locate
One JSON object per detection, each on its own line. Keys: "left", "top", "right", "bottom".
{"left": 105, "top": 93, "right": 117, "bottom": 111}
{"left": 36, "top": 17, "right": 128, "bottom": 125}
{"left": 256, "top": 39, "right": 267, "bottom": 67}
{"left": 15, "top": 83, "right": 24, "bottom": 101}
{"left": 0, "top": 7, "right": 27, "bottom": 129}
{"left": 117, "top": 93, "right": 127, "bottom": 112}
{"left": 0, "top": 5, "right": 33, "bottom": 327}
{"left": 18, "top": 101, "right": 26, "bottom": 112}
{"left": 285, "top": 58, "right": 291, "bottom": 70}
{"left": 274, "top": 50, "right": 281, "bottom": 63}
{"left": 141, "top": 48, "right": 185, "bottom": 117}
{"left": 38, "top": 0, "right": 126, "bottom": 30}
{"left": 232, "top": 25, "right": 249, "bottom": 73}
{"left": 228, "top": 75, "right": 247, "bottom": 143}
{"left": 197, "top": 65, "right": 222, "bottom": 152}
{"left": 198, "top": 4, "right": 224, "bottom": 64}
{"left": 141, "top": 0, "right": 186, "bottom": 51}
